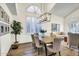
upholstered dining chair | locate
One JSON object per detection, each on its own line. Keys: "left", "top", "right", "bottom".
{"left": 75, "top": 33, "right": 79, "bottom": 56}
{"left": 50, "top": 33, "right": 56, "bottom": 41}
{"left": 68, "top": 32, "right": 79, "bottom": 55}
{"left": 33, "top": 33, "right": 44, "bottom": 55}
{"left": 47, "top": 38, "right": 62, "bottom": 56}
{"left": 68, "top": 32, "right": 79, "bottom": 49}
{"left": 31, "top": 34, "right": 36, "bottom": 49}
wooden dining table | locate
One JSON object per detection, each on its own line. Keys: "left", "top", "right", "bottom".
{"left": 39, "top": 34, "right": 67, "bottom": 56}
{"left": 39, "top": 36, "right": 54, "bottom": 56}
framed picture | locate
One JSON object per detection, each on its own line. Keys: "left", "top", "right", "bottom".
{"left": 1, "top": 26, "right": 4, "bottom": 33}
{"left": 5, "top": 26, "right": 7, "bottom": 32}
{"left": 1, "top": 11, "right": 4, "bottom": 18}
{"left": 0, "top": 6, "right": 10, "bottom": 23}
{"left": 0, "top": 6, "right": 10, "bottom": 36}
{"left": 0, "top": 22, "right": 10, "bottom": 36}
{"left": 8, "top": 27, "right": 9, "bottom": 32}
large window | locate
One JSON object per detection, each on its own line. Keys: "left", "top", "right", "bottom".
{"left": 69, "top": 23, "right": 79, "bottom": 33}
{"left": 26, "top": 6, "right": 41, "bottom": 14}
{"left": 26, "top": 6, "right": 42, "bottom": 33}
{"left": 51, "top": 23, "right": 60, "bottom": 32}
{"left": 26, "top": 17, "right": 41, "bottom": 33}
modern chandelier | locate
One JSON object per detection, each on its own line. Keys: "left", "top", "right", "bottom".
{"left": 38, "top": 4, "right": 52, "bottom": 23}
{"left": 39, "top": 12, "right": 52, "bottom": 23}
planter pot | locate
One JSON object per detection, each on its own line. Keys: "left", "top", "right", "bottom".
{"left": 41, "top": 33, "right": 45, "bottom": 38}
{"left": 11, "top": 42, "right": 19, "bottom": 49}
{"left": 14, "top": 41, "right": 18, "bottom": 43}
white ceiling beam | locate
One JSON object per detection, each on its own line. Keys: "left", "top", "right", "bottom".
{"left": 47, "top": 3, "right": 56, "bottom": 13}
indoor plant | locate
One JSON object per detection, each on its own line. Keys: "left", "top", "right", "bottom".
{"left": 40, "top": 29, "right": 47, "bottom": 38}
{"left": 11, "top": 20, "right": 22, "bottom": 49}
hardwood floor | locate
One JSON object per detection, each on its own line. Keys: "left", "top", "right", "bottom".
{"left": 7, "top": 41, "right": 78, "bottom": 56}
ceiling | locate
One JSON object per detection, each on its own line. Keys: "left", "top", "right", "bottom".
{"left": 6, "top": 3, "right": 17, "bottom": 15}
{"left": 6, "top": 3, "right": 46, "bottom": 16}
{"left": 52, "top": 3, "right": 79, "bottom": 17}
{"left": 5, "top": 3, "right": 79, "bottom": 18}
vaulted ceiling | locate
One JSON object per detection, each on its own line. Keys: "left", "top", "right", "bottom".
{"left": 5, "top": 3, "right": 79, "bottom": 18}
{"left": 6, "top": 3, "right": 47, "bottom": 16}
{"left": 52, "top": 3, "right": 79, "bottom": 17}
{"left": 6, "top": 3, "right": 17, "bottom": 15}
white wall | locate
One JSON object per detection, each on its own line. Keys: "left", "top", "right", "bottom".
{"left": 64, "top": 9, "right": 79, "bottom": 33}
{"left": 0, "top": 36, "right": 1, "bottom": 56}
{"left": 15, "top": 3, "right": 64, "bottom": 40}
{"left": 14, "top": 4, "right": 32, "bottom": 43}
{"left": 15, "top": 3, "right": 52, "bottom": 43}
{"left": 41, "top": 14, "right": 64, "bottom": 35}
{"left": 0, "top": 4, "right": 14, "bottom": 56}
{"left": 0, "top": 34, "right": 14, "bottom": 56}
{"left": 51, "top": 14, "right": 64, "bottom": 32}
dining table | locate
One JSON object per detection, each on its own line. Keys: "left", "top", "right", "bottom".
{"left": 39, "top": 35, "right": 54, "bottom": 56}
{"left": 39, "top": 34, "right": 68, "bottom": 56}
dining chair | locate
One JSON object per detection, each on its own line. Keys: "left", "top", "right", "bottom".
{"left": 34, "top": 33, "right": 44, "bottom": 55}
{"left": 68, "top": 32, "right": 79, "bottom": 55}
{"left": 76, "top": 34, "right": 79, "bottom": 56}
{"left": 47, "top": 38, "right": 62, "bottom": 56}
{"left": 50, "top": 33, "right": 56, "bottom": 42}
{"left": 50, "top": 33, "right": 56, "bottom": 46}
{"left": 31, "top": 34, "right": 36, "bottom": 49}
{"left": 68, "top": 32, "right": 78, "bottom": 48}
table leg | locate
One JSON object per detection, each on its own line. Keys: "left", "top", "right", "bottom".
{"left": 44, "top": 43, "right": 47, "bottom": 56}
{"left": 78, "top": 46, "right": 79, "bottom": 56}
{"left": 51, "top": 42, "right": 53, "bottom": 48}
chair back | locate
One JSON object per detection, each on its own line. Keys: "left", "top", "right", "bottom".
{"left": 31, "top": 34, "right": 35, "bottom": 43}
{"left": 34, "top": 33, "right": 41, "bottom": 47}
{"left": 75, "top": 33, "right": 79, "bottom": 46}
{"left": 50, "top": 33, "right": 56, "bottom": 42}
{"left": 68, "top": 32, "right": 79, "bottom": 49}
{"left": 53, "top": 38, "right": 62, "bottom": 52}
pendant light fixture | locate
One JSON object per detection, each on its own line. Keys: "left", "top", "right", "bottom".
{"left": 39, "top": 4, "right": 52, "bottom": 23}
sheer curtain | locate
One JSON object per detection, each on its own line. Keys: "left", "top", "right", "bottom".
{"left": 26, "top": 17, "right": 41, "bottom": 33}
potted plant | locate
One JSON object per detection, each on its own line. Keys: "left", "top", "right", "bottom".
{"left": 11, "top": 20, "right": 22, "bottom": 49}
{"left": 40, "top": 29, "right": 47, "bottom": 38}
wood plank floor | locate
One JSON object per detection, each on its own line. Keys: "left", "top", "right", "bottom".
{"left": 7, "top": 41, "right": 78, "bottom": 56}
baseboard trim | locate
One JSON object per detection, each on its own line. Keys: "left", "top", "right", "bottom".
{"left": 18, "top": 42, "right": 32, "bottom": 45}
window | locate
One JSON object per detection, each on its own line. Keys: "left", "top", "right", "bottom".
{"left": 69, "top": 23, "right": 79, "bottom": 33}
{"left": 26, "top": 17, "right": 42, "bottom": 33}
{"left": 26, "top": 6, "right": 42, "bottom": 33}
{"left": 26, "top": 6, "right": 41, "bottom": 14}
{"left": 51, "top": 23, "right": 60, "bottom": 32}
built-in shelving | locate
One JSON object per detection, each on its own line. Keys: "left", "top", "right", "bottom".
{"left": 0, "top": 6, "right": 9, "bottom": 24}
{"left": 0, "top": 6, "right": 10, "bottom": 36}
